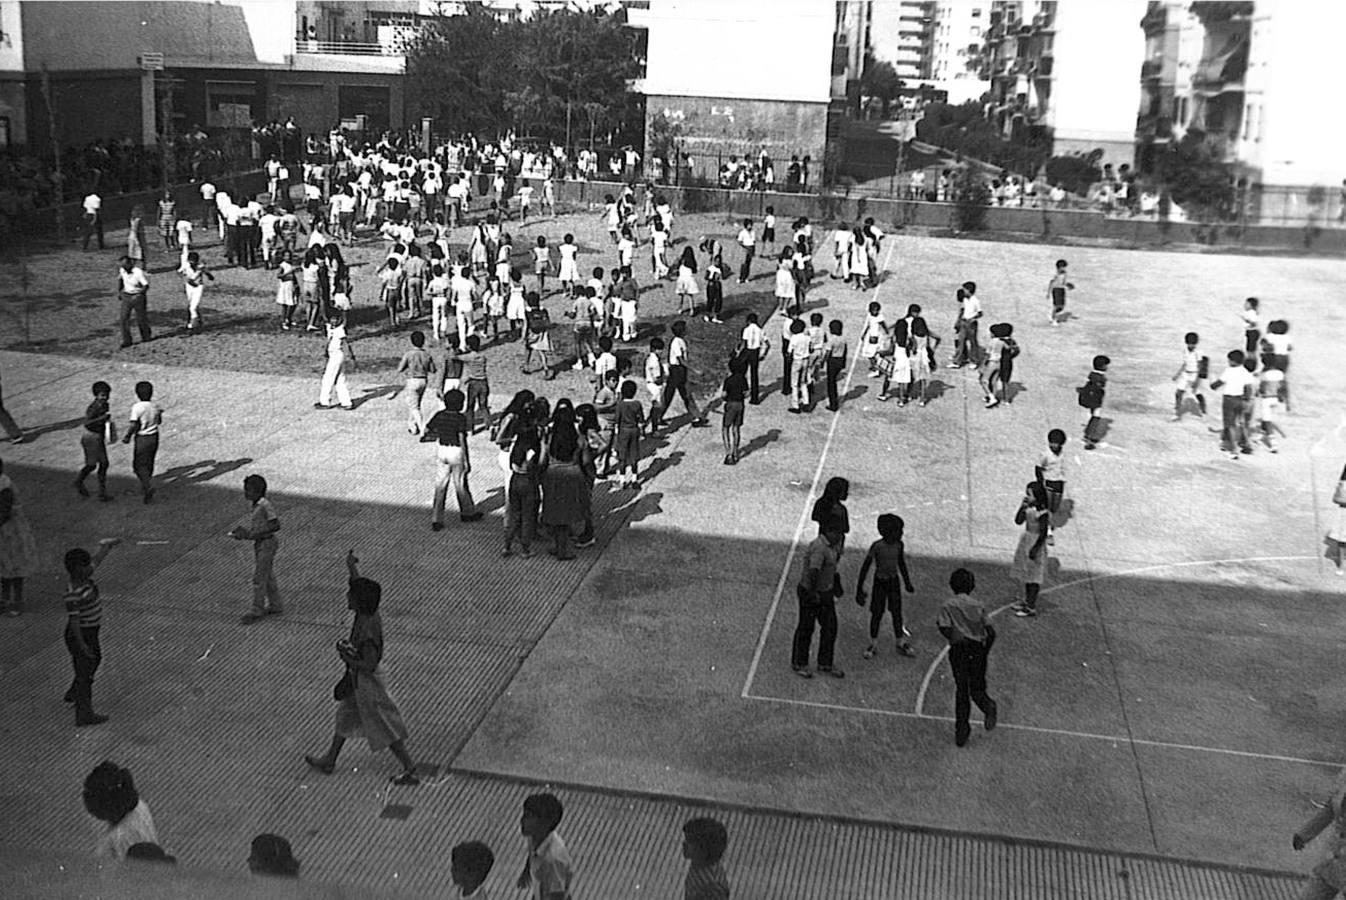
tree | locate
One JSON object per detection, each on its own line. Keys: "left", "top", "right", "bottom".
{"left": 860, "top": 55, "right": 903, "bottom": 116}
{"left": 406, "top": 4, "right": 642, "bottom": 145}
{"left": 1152, "top": 130, "right": 1236, "bottom": 221}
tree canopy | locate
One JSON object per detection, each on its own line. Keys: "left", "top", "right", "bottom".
{"left": 406, "top": 4, "right": 644, "bottom": 145}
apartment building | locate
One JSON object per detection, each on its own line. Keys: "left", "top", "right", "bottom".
{"left": 1136, "top": 0, "right": 1346, "bottom": 220}
{"left": 982, "top": 0, "right": 1145, "bottom": 167}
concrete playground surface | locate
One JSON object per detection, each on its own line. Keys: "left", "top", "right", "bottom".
{"left": 1, "top": 221, "right": 1345, "bottom": 898}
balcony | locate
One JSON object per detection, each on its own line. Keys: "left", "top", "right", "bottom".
{"left": 1140, "top": 58, "right": 1163, "bottom": 80}
{"left": 293, "top": 40, "right": 402, "bottom": 57}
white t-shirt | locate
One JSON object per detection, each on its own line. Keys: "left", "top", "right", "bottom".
{"left": 83, "top": 194, "right": 102, "bottom": 215}
{"left": 118, "top": 267, "right": 149, "bottom": 294}
{"left": 94, "top": 799, "right": 158, "bottom": 860}
{"left": 200, "top": 182, "right": 216, "bottom": 201}
{"left": 741, "top": 322, "right": 764, "bottom": 350}
{"left": 129, "top": 399, "right": 162, "bottom": 436}
{"left": 668, "top": 335, "right": 689, "bottom": 366}
{"left": 961, "top": 295, "right": 983, "bottom": 321}
{"left": 175, "top": 219, "right": 193, "bottom": 245}
{"left": 1216, "top": 365, "right": 1255, "bottom": 397}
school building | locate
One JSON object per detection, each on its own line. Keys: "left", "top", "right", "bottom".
{"left": 0, "top": 0, "right": 408, "bottom": 156}
{"left": 630, "top": 0, "right": 871, "bottom": 184}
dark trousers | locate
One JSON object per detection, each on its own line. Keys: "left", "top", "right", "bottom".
{"left": 1221, "top": 396, "right": 1250, "bottom": 452}
{"left": 82, "top": 213, "right": 105, "bottom": 250}
{"left": 825, "top": 357, "right": 845, "bottom": 409}
{"left": 781, "top": 351, "right": 792, "bottom": 396}
{"left": 743, "top": 348, "right": 761, "bottom": 402}
{"left": 739, "top": 247, "right": 755, "bottom": 282}
{"left": 1245, "top": 329, "right": 1261, "bottom": 355}
{"left": 119, "top": 291, "right": 151, "bottom": 346}
{"left": 949, "top": 640, "right": 995, "bottom": 737}
{"left": 64, "top": 625, "right": 102, "bottom": 718}
{"left": 954, "top": 319, "right": 980, "bottom": 366}
{"left": 504, "top": 474, "right": 538, "bottom": 550}
{"left": 224, "top": 224, "right": 238, "bottom": 262}
{"left": 238, "top": 225, "right": 258, "bottom": 267}
{"left": 791, "top": 588, "right": 837, "bottom": 669}
{"left": 661, "top": 364, "right": 699, "bottom": 419}
{"left": 132, "top": 433, "right": 159, "bottom": 494}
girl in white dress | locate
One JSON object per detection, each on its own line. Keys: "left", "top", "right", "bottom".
{"left": 557, "top": 233, "right": 580, "bottom": 297}
{"left": 675, "top": 245, "right": 699, "bottom": 317}
{"left": 651, "top": 220, "right": 669, "bottom": 280}
{"left": 859, "top": 300, "right": 886, "bottom": 376}
{"left": 847, "top": 227, "right": 869, "bottom": 290}
{"left": 532, "top": 235, "right": 551, "bottom": 296}
{"left": 506, "top": 270, "right": 528, "bottom": 341}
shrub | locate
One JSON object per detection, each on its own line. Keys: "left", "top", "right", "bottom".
{"left": 951, "top": 167, "right": 991, "bottom": 231}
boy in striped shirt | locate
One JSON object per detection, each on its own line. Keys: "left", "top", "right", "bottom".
{"left": 63, "top": 538, "right": 121, "bottom": 726}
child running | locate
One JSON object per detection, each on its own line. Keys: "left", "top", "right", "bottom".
{"left": 855, "top": 513, "right": 916, "bottom": 658}
{"left": 178, "top": 250, "right": 215, "bottom": 333}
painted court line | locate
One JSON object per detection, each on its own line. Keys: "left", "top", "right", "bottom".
{"left": 913, "top": 554, "right": 1319, "bottom": 716}
{"left": 741, "top": 691, "right": 1344, "bottom": 769}
{"left": 741, "top": 242, "right": 897, "bottom": 699}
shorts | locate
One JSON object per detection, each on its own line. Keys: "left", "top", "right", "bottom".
{"left": 763, "top": 227, "right": 776, "bottom": 242}
{"left": 723, "top": 400, "right": 745, "bottom": 427}
{"left": 1051, "top": 287, "right": 1067, "bottom": 310}
{"left": 81, "top": 431, "right": 108, "bottom": 467}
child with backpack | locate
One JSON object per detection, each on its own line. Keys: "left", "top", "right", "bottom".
{"left": 522, "top": 292, "right": 554, "bottom": 380}
{"left": 1077, "top": 355, "right": 1111, "bottom": 449}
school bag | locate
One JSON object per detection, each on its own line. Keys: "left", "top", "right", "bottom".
{"left": 1077, "top": 373, "right": 1105, "bottom": 409}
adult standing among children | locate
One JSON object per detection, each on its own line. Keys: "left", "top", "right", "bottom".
{"left": 116, "top": 256, "right": 152, "bottom": 349}
{"left": 305, "top": 550, "right": 421, "bottom": 786}
{"left": 0, "top": 458, "right": 39, "bottom": 617}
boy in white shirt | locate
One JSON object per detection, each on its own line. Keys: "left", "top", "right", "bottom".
{"left": 1210, "top": 349, "right": 1255, "bottom": 459}
{"left": 736, "top": 218, "right": 756, "bottom": 284}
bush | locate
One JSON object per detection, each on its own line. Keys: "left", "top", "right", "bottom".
{"left": 915, "top": 102, "right": 1050, "bottom": 178}
{"left": 1044, "top": 153, "right": 1102, "bottom": 195}
{"left": 951, "top": 167, "right": 991, "bottom": 231}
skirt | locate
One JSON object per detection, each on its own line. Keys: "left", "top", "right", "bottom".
{"left": 1011, "top": 528, "right": 1048, "bottom": 585}
{"left": 558, "top": 258, "right": 579, "bottom": 282}
{"left": 334, "top": 666, "right": 409, "bottom": 753}
{"left": 910, "top": 347, "right": 932, "bottom": 381}
{"left": 1329, "top": 506, "right": 1346, "bottom": 544}
{"left": 676, "top": 268, "right": 698, "bottom": 295}
{"left": 276, "top": 282, "right": 296, "bottom": 307}
{"left": 0, "top": 507, "right": 38, "bottom": 578}
{"left": 506, "top": 293, "right": 527, "bottom": 321}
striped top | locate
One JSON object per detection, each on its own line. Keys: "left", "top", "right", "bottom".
{"left": 65, "top": 581, "right": 102, "bottom": 629}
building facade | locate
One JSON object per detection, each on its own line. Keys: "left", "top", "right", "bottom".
{"left": 1136, "top": 0, "right": 1346, "bottom": 222}
{"left": 982, "top": 0, "right": 1145, "bottom": 167}
{"left": 0, "top": 0, "right": 406, "bottom": 156}
{"left": 636, "top": 0, "right": 866, "bottom": 184}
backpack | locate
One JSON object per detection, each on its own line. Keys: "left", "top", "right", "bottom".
{"left": 1077, "top": 376, "right": 1104, "bottom": 409}
{"left": 526, "top": 307, "right": 551, "bottom": 335}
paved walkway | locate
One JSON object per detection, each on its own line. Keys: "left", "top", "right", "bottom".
{"left": 1, "top": 229, "right": 1340, "bottom": 897}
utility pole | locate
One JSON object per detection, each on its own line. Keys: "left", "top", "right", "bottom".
{"left": 39, "top": 64, "right": 66, "bottom": 243}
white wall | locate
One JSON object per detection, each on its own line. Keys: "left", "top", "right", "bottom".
{"left": 224, "top": 0, "right": 295, "bottom": 64}
{"left": 1049, "top": 0, "right": 1147, "bottom": 164}
{"left": 641, "top": 0, "right": 834, "bottom": 103}
{"left": 1250, "top": 0, "right": 1346, "bottom": 186}
{"left": 0, "top": 0, "right": 23, "bottom": 72}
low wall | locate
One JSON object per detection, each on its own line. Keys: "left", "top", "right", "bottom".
{"left": 20, "top": 171, "right": 268, "bottom": 243}
{"left": 553, "top": 179, "right": 1346, "bottom": 254}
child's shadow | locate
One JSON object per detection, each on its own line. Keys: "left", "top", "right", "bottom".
{"left": 841, "top": 384, "right": 868, "bottom": 403}
{"left": 475, "top": 486, "right": 506, "bottom": 516}
{"left": 1005, "top": 381, "right": 1026, "bottom": 403}
{"left": 924, "top": 379, "right": 951, "bottom": 402}
{"left": 349, "top": 384, "right": 401, "bottom": 409}
{"left": 738, "top": 428, "right": 781, "bottom": 461}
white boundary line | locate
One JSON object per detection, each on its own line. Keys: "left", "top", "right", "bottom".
{"left": 740, "top": 241, "right": 897, "bottom": 698}
{"left": 913, "top": 555, "right": 1320, "bottom": 715}
{"left": 741, "top": 692, "right": 1343, "bottom": 768}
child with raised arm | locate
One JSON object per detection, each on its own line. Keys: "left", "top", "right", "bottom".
{"left": 855, "top": 513, "right": 916, "bottom": 659}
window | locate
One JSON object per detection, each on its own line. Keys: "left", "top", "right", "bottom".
{"left": 972, "top": 7, "right": 982, "bottom": 17}
{"left": 970, "top": 25, "right": 980, "bottom": 37}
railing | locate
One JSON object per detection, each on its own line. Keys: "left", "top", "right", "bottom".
{"left": 293, "top": 40, "right": 404, "bottom": 57}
